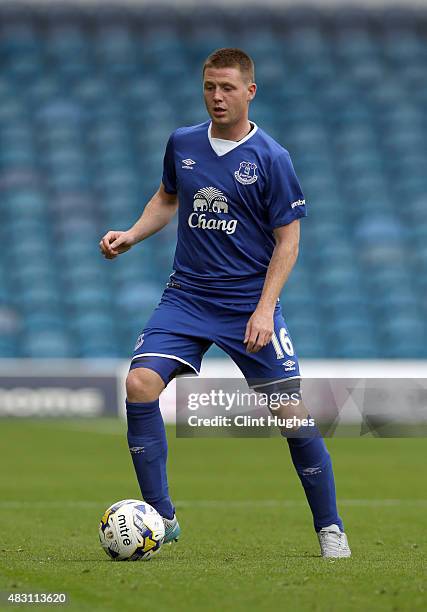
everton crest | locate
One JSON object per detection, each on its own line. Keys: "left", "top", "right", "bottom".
{"left": 234, "top": 161, "right": 258, "bottom": 185}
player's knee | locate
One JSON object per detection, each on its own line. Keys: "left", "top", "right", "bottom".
{"left": 262, "top": 378, "right": 303, "bottom": 410}
{"left": 126, "top": 368, "right": 165, "bottom": 403}
{"left": 260, "top": 378, "right": 307, "bottom": 434}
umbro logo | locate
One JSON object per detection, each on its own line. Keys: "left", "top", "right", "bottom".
{"left": 182, "top": 159, "right": 196, "bottom": 169}
{"left": 302, "top": 467, "right": 322, "bottom": 475}
{"left": 134, "top": 333, "right": 144, "bottom": 350}
{"left": 129, "top": 447, "right": 145, "bottom": 454}
{"left": 282, "top": 359, "right": 296, "bottom": 371}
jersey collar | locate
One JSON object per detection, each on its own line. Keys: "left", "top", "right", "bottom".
{"left": 208, "top": 121, "right": 258, "bottom": 157}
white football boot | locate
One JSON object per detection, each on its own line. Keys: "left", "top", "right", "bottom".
{"left": 317, "top": 524, "right": 351, "bottom": 558}
{"left": 162, "top": 514, "right": 181, "bottom": 545}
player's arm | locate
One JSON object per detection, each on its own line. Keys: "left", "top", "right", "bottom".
{"left": 99, "top": 182, "right": 178, "bottom": 259}
{"left": 244, "top": 220, "right": 300, "bottom": 353}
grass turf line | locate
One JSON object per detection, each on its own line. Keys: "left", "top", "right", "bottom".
{"left": 0, "top": 419, "right": 426, "bottom": 612}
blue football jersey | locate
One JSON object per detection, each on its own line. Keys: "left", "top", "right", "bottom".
{"left": 162, "top": 120, "right": 306, "bottom": 302}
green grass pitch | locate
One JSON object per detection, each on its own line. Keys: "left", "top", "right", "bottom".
{"left": 0, "top": 419, "right": 426, "bottom": 611}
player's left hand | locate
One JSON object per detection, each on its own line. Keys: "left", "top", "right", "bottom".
{"left": 244, "top": 308, "right": 274, "bottom": 353}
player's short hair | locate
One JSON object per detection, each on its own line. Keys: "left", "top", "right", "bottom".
{"left": 203, "top": 48, "right": 255, "bottom": 83}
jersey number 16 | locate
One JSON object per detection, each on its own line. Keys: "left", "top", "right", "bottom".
{"left": 271, "top": 327, "right": 295, "bottom": 358}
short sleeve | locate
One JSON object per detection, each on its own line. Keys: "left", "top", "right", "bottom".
{"left": 162, "top": 133, "right": 177, "bottom": 194}
{"left": 265, "top": 151, "right": 307, "bottom": 228}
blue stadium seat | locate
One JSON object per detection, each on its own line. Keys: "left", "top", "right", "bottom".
{"left": 24, "top": 331, "right": 74, "bottom": 358}
{"left": 0, "top": 337, "right": 17, "bottom": 358}
{"left": 64, "top": 286, "right": 112, "bottom": 310}
{"left": 23, "top": 312, "right": 65, "bottom": 333}
{"left": 71, "top": 312, "right": 116, "bottom": 337}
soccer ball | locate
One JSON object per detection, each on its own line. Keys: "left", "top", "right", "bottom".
{"left": 99, "top": 499, "right": 165, "bottom": 561}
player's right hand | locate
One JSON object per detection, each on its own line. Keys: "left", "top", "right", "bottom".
{"left": 99, "top": 230, "right": 135, "bottom": 259}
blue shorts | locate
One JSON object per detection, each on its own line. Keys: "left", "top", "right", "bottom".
{"left": 130, "top": 287, "right": 300, "bottom": 389}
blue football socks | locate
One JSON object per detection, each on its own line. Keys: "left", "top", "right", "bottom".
{"left": 126, "top": 398, "right": 342, "bottom": 531}
{"left": 126, "top": 399, "right": 175, "bottom": 520}
{"left": 285, "top": 422, "right": 344, "bottom": 532}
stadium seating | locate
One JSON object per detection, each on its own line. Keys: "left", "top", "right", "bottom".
{"left": 0, "top": 5, "right": 426, "bottom": 358}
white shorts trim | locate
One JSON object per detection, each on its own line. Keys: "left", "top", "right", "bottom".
{"left": 131, "top": 352, "right": 199, "bottom": 375}
{"left": 250, "top": 375, "right": 301, "bottom": 389}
